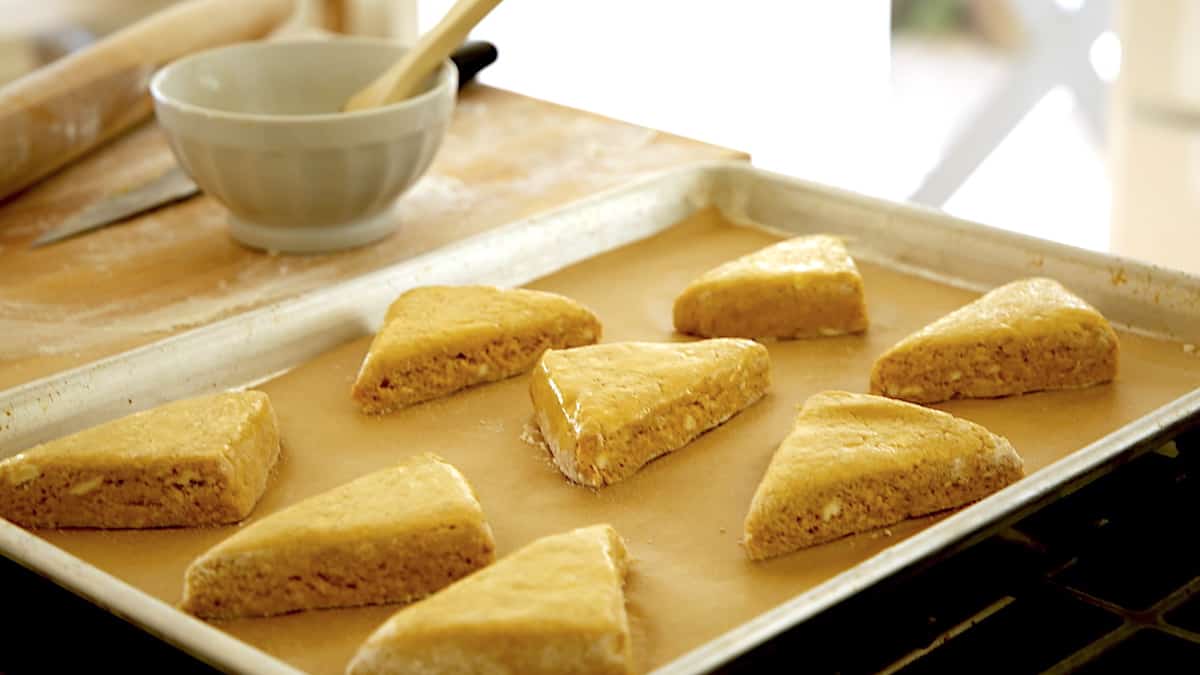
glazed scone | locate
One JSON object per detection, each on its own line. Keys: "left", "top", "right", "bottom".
{"left": 347, "top": 524, "right": 632, "bottom": 675}
{"left": 673, "top": 235, "right": 869, "bottom": 339}
{"left": 182, "top": 453, "right": 495, "bottom": 619}
{"left": 870, "top": 278, "right": 1119, "bottom": 403}
{"left": 0, "top": 392, "right": 278, "bottom": 529}
{"left": 531, "top": 339, "right": 770, "bottom": 488}
{"left": 743, "top": 391, "right": 1023, "bottom": 560}
{"left": 352, "top": 286, "right": 602, "bottom": 414}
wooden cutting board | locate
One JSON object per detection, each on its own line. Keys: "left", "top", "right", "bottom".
{"left": 0, "top": 85, "right": 744, "bottom": 390}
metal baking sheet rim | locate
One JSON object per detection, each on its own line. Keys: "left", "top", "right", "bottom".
{"left": 2, "top": 161, "right": 1199, "bottom": 675}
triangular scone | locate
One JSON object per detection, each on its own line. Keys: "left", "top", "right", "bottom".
{"left": 870, "top": 278, "right": 1119, "bottom": 404}
{"left": 673, "top": 235, "right": 869, "bottom": 339}
{"left": 0, "top": 392, "right": 278, "bottom": 529}
{"left": 182, "top": 453, "right": 495, "bottom": 619}
{"left": 352, "top": 286, "right": 602, "bottom": 414}
{"left": 347, "top": 524, "right": 632, "bottom": 675}
{"left": 743, "top": 391, "right": 1023, "bottom": 560}
{"left": 531, "top": 339, "right": 770, "bottom": 487}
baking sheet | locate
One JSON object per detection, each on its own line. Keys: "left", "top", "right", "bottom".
{"left": 31, "top": 207, "right": 1200, "bottom": 674}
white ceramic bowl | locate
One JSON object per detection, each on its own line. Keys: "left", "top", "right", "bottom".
{"left": 151, "top": 38, "right": 456, "bottom": 253}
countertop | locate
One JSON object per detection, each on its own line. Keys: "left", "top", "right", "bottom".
{"left": 0, "top": 84, "right": 745, "bottom": 390}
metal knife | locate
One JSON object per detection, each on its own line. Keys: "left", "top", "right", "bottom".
{"left": 30, "top": 40, "right": 499, "bottom": 249}
{"left": 30, "top": 166, "right": 199, "bottom": 248}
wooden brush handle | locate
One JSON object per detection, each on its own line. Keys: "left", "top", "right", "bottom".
{"left": 343, "top": 0, "right": 501, "bottom": 112}
{"left": 0, "top": 0, "right": 296, "bottom": 203}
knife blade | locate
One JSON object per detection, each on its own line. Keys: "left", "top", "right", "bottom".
{"left": 30, "top": 166, "right": 200, "bottom": 248}
{"left": 29, "top": 40, "right": 499, "bottom": 249}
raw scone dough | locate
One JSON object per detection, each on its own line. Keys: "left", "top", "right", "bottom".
{"left": 530, "top": 339, "right": 771, "bottom": 488}
{"left": 0, "top": 391, "right": 279, "bottom": 529}
{"left": 182, "top": 453, "right": 495, "bottom": 619}
{"left": 673, "top": 234, "right": 869, "bottom": 339}
{"left": 743, "top": 391, "right": 1024, "bottom": 560}
{"left": 871, "top": 277, "right": 1119, "bottom": 403}
{"left": 346, "top": 524, "right": 632, "bottom": 675}
{"left": 353, "top": 285, "right": 602, "bottom": 414}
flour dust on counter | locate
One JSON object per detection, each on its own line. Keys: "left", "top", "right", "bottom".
{"left": 0, "top": 87, "right": 744, "bottom": 392}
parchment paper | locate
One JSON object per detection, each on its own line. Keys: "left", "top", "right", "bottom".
{"left": 39, "top": 208, "right": 1200, "bottom": 674}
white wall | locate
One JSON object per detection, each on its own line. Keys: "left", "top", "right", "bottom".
{"left": 419, "top": 1, "right": 892, "bottom": 193}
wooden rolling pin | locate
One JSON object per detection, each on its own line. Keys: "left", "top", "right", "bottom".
{"left": 0, "top": 0, "right": 295, "bottom": 203}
